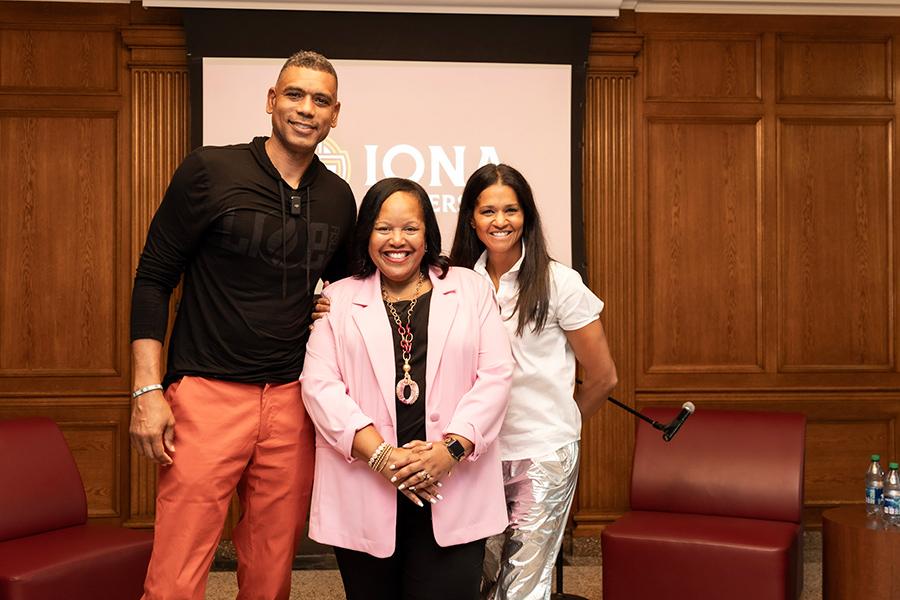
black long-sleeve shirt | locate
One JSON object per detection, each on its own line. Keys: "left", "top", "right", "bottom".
{"left": 131, "top": 136, "right": 356, "bottom": 387}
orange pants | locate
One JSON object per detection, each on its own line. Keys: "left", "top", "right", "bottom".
{"left": 142, "top": 376, "right": 315, "bottom": 600}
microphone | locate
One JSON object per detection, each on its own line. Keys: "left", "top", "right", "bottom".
{"left": 662, "top": 401, "right": 695, "bottom": 442}
{"left": 290, "top": 195, "right": 303, "bottom": 216}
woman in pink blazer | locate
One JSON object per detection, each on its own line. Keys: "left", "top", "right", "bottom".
{"left": 300, "top": 177, "right": 514, "bottom": 600}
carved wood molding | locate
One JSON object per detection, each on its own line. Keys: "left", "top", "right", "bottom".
{"left": 574, "top": 32, "right": 641, "bottom": 535}
{"left": 121, "top": 26, "right": 187, "bottom": 67}
{"left": 139, "top": 0, "right": 900, "bottom": 17}
{"left": 123, "top": 28, "right": 189, "bottom": 526}
{"left": 588, "top": 33, "right": 643, "bottom": 71}
{"left": 143, "top": 0, "right": 624, "bottom": 16}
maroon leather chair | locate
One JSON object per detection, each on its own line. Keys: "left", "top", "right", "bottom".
{"left": 0, "top": 417, "right": 153, "bottom": 600}
{"left": 601, "top": 408, "right": 806, "bottom": 600}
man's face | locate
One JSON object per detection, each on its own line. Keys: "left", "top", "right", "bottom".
{"left": 266, "top": 66, "right": 340, "bottom": 158}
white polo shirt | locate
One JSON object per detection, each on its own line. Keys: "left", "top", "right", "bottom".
{"left": 474, "top": 249, "right": 604, "bottom": 460}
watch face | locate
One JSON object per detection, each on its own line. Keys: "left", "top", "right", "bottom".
{"left": 445, "top": 438, "right": 465, "bottom": 461}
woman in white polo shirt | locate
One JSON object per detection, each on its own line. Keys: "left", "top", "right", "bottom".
{"left": 449, "top": 163, "right": 618, "bottom": 600}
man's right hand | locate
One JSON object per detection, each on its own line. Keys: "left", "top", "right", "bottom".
{"left": 310, "top": 281, "right": 332, "bottom": 329}
{"left": 130, "top": 390, "right": 175, "bottom": 465}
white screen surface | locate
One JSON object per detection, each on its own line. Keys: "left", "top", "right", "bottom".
{"left": 202, "top": 57, "right": 571, "bottom": 265}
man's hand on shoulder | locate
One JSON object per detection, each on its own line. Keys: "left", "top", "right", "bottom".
{"left": 310, "top": 280, "right": 332, "bottom": 329}
{"left": 130, "top": 390, "right": 176, "bottom": 465}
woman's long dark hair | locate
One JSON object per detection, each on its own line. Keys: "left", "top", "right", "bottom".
{"left": 450, "top": 163, "right": 551, "bottom": 335}
{"left": 352, "top": 177, "right": 450, "bottom": 280}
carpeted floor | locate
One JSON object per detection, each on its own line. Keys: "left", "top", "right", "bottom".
{"left": 205, "top": 531, "right": 823, "bottom": 599}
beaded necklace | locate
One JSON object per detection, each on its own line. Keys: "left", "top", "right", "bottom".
{"left": 382, "top": 273, "right": 424, "bottom": 404}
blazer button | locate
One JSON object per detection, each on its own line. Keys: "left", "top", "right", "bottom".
{"left": 430, "top": 413, "right": 440, "bottom": 422}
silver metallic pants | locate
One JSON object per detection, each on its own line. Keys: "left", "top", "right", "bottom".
{"left": 481, "top": 441, "right": 580, "bottom": 600}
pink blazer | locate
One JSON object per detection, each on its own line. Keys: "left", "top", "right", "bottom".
{"left": 300, "top": 266, "right": 513, "bottom": 557}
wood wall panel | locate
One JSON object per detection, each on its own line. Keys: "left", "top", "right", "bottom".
{"left": 645, "top": 117, "right": 762, "bottom": 373}
{"left": 645, "top": 34, "right": 761, "bottom": 102}
{"left": 0, "top": 26, "right": 117, "bottom": 92}
{"left": 0, "top": 113, "right": 117, "bottom": 375}
{"left": 778, "top": 119, "right": 892, "bottom": 371}
{"left": 778, "top": 36, "right": 892, "bottom": 103}
{"left": 60, "top": 420, "right": 121, "bottom": 517}
{"left": 578, "top": 12, "right": 900, "bottom": 534}
{"left": 0, "top": 1, "right": 182, "bottom": 529}
{"left": 804, "top": 419, "right": 893, "bottom": 506}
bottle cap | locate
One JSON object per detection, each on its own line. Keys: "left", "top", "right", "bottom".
{"left": 872, "top": 454, "right": 881, "bottom": 461}
{"left": 890, "top": 462, "right": 899, "bottom": 470}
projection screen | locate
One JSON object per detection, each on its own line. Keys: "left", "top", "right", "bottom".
{"left": 202, "top": 57, "right": 572, "bottom": 264}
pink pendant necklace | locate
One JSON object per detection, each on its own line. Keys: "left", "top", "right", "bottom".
{"left": 382, "top": 274, "right": 424, "bottom": 405}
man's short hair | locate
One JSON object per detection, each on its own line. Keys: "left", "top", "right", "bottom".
{"left": 280, "top": 50, "right": 337, "bottom": 81}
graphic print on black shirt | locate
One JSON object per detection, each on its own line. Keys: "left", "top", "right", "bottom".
{"left": 214, "top": 209, "right": 343, "bottom": 272}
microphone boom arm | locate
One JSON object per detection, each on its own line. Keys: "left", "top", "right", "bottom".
{"left": 605, "top": 396, "right": 668, "bottom": 432}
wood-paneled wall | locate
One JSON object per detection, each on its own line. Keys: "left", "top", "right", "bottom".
{"left": 579, "top": 13, "right": 900, "bottom": 536}
{"left": 2, "top": 2, "right": 898, "bottom": 540}
{"left": 0, "top": 1, "right": 186, "bottom": 527}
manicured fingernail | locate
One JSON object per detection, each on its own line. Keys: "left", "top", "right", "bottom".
{"left": 389, "top": 464, "right": 396, "bottom": 470}
{"left": 398, "top": 484, "right": 405, "bottom": 490}
{"left": 409, "top": 486, "right": 416, "bottom": 492}
{"left": 436, "top": 494, "right": 443, "bottom": 500}
{"left": 436, "top": 482, "right": 443, "bottom": 488}
{"left": 429, "top": 498, "right": 437, "bottom": 504}
{"left": 403, "top": 443, "right": 412, "bottom": 448}
{"left": 417, "top": 500, "right": 424, "bottom": 507}
{"left": 390, "top": 476, "right": 397, "bottom": 482}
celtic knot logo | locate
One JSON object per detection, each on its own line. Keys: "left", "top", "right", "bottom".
{"left": 316, "top": 138, "right": 351, "bottom": 183}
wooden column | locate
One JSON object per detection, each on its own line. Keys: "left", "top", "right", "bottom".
{"left": 574, "top": 33, "right": 642, "bottom": 537}
{"left": 122, "top": 27, "right": 189, "bottom": 527}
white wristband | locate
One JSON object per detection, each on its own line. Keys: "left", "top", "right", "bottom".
{"left": 131, "top": 384, "right": 163, "bottom": 399}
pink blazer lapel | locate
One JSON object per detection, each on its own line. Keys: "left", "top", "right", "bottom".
{"left": 351, "top": 273, "right": 397, "bottom": 431}
{"left": 426, "top": 269, "right": 459, "bottom": 394}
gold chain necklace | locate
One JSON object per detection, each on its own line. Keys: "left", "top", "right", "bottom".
{"left": 382, "top": 274, "right": 424, "bottom": 404}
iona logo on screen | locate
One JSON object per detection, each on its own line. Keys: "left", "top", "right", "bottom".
{"left": 316, "top": 138, "right": 351, "bottom": 182}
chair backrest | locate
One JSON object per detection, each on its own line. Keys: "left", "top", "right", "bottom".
{"left": 0, "top": 417, "right": 87, "bottom": 541}
{"left": 630, "top": 408, "right": 806, "bottom": 523}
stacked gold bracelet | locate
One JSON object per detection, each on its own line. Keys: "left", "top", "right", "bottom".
{"left": 368, "top": 441, "right": 393, "bottom": 473}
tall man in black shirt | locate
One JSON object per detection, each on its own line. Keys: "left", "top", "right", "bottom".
{"left": 129, "top": 50, "right": 356, "bottom": 600}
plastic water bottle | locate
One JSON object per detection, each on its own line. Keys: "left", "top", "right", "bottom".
{"left": 883, "top": 462, "right": 900, "bottom": 527}
{"left": 866, "top": 454, "right": 884, "bottom": 515}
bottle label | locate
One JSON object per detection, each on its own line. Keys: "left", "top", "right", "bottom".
{"left": 866, "top": 486, "right": 883, "bottom": 505}
{"left": 884, "top": 496, "right": 900, "bottom": 516}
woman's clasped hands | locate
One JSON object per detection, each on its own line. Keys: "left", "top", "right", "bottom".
{"left": 384, "top": 440, "right": 456, "bottom": 507}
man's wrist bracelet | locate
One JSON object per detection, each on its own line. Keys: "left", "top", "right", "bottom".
{"left": 132, "top": 384, "right": 163, "bottom": 399}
